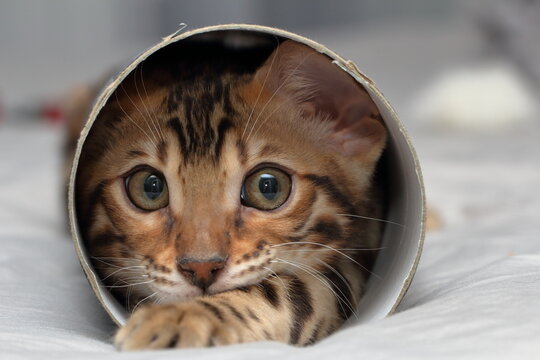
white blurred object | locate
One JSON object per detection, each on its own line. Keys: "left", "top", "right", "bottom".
{"left": 411, "top": 62, "right": 537, "bottom": 131}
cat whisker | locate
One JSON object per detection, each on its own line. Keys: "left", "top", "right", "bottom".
{"left": 135, "top": 61, "right": 165, "bottom": 142}
{"left": 126, "top": 280, "right": 134, "bottom": 310}
{"left": 245, "top": 51, "right": 317, "bottom": 142}
{"left": 110, "top": 275, "right": 147, "bottom": 286}
{"left": 262, "top": 266, "right": 292, "bottom": 304}
{"left": 271, "top": 241, "right": 382, "bottom": 280}
{"left": 278, "top": 247, "right": 385, "bottom": 252}
{"left": 272, "top": 258, "right": 358, "bottom": 319}
{"left": 101, "top": 265, "right": 146, "bottom": 281}
{"left": 140, "top": 61, "right": 167, "bottom": 143}
{"left": 91, "top": 256, "right": 138, "bottom": 262}
{"left": 314, "top": 258, "right": 358, "bottom": 306}
{"left": 114, "top": 91, "right": 159, "bottom": 151}
{"left": 104, "top": 279, "right": 155, "bottom": 289}
{"left": 247, "top": 93, "right": 289, "bottom": 142}
{"left": 336, "top": 213, "right": 406, "bottom": 228}
{"left": 241, "top": 35, "right": 280, "bottom": 140}
{"left": 133, "top": 63, "right": 163, "bottom": 141}
{"left": 154, "top": 294, "right": 167, "bottom": 305}
{"left": 119, "top": 81, "right": 160, "bottom": 146}
{"left": 132, "top": 291, "right": 158, "bottom": 312}
{"left": 91, "top": 256, "right": 134, "bottom": 269}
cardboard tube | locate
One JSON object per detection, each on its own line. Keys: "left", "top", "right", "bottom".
{"left": 68, "top": 24, "right": 425, "bottom": 326}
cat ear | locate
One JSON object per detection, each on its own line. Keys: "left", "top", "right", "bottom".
{"left": 254, "top": 40, "right": 386, "bottom": 160}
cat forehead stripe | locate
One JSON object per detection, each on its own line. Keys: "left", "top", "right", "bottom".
{"left": 165, "top": 80, "right": 237, "bottom": 164}
{"left": 167, "top": 116, "right": 235, "bottom": 165}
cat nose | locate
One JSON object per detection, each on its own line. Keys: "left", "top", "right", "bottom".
{"left": 176, "top": 256, "right": 226, "bottom": 290}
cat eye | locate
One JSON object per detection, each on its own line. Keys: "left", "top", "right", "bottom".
{"left": 126, "top": 169, "right": 169, "bottom": 211}
{"left": 240, "top": 167, "right": 291, "bottom": 211}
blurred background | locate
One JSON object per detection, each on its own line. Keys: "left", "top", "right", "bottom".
{"left": 1, "top": 0, "right": 538, "bottom": 117}
{"left": 0, "top": 0, "right": 539, "bottom": 242}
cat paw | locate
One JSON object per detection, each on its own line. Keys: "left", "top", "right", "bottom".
{"left": 114, "top": 302, "right": 242, "bottom": 351}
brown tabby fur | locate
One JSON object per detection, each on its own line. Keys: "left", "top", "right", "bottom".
{"left": 75, "top": 39, "right": 387, "bottom": 350}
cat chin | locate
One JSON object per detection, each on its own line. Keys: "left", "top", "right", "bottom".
{"left": 208, "top": 269, "right": 271, "bottom": 295}
{"left": 151, "top": 287, "right": 203, "bottom": 305}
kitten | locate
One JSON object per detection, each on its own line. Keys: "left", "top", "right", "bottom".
{"left": 75, "top": 39, "right": 387, "bottom": 350}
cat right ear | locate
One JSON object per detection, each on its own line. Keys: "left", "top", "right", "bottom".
{"left": 252, "top": 40, "right": 387, "bottom": 162}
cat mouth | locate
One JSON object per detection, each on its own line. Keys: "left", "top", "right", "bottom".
{"left": 150, "top": 286, "right": 203, "bottom": 305}
{"left": 207, "top": 266, "right": 273, "bottom": 295}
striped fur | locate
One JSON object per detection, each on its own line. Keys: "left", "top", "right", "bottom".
{"left": 75, "top": 40, "right": 387, "bottom": 350}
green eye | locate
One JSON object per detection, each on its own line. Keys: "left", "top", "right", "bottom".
{"left": 241, "top": 167, "right": 291, "bottom": 210}
{"left": 126, "top": 169, "right": 169, "bottom": 211}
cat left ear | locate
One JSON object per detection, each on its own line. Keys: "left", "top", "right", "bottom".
{"left": 253, "top": 40, "right": 387, "bottom": 160}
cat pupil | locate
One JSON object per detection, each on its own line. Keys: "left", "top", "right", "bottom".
{"left": 144, "top": 174, "right": 163, "bottom": 200}
{"left": 259, "top": 174, "right": 278, "bottom": 200}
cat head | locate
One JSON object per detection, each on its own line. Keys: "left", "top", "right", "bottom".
{"left": 76, "top": 40, "right": 387, "bottom": 309}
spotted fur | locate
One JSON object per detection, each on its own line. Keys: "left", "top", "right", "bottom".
{"left": 75, "top": 39, "right": 387, "bottom": 350}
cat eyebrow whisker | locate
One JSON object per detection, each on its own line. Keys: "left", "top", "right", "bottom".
{"left": 119, "top": 80, "right": 160, "bottom": 147}
{"left": 272, "top": 258, "right": 359, "bottom": 319}
{"left": 244, "top": 51, "right": 317, "bottom": 143}
{"left": 336, "top": 213, "right": 406, "bottom": 228}
{"left": 114, "top": 91, "right": 159, "bottom": 152}
{"left": 136, "top": 62, "right": 166, "bottom": 143}
{"left": 271, "top": 241, "right": 381, "bottom": 280}
{"left": 241, "top": 35, "right": 280, "bottom": 141}
{"left": 247, "top": 92, "right": 289, "bottom": 142}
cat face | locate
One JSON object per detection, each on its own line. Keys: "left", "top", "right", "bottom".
{"left": 76, "top": 40, "right": 387, "bottom": 310}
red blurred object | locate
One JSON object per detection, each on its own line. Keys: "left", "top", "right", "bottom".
{"left": 0, "top": 99, "right": 67, "bottom": 126}
{"left": 41, "top": 103, "right": 65, "bottom": 125}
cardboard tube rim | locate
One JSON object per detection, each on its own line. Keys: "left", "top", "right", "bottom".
{"left": 68, "top": 24, "right": 425, "bottom": 326}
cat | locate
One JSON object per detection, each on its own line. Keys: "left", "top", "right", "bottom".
{"left": 74, "top": 38, "right": 387, "bottom": 350}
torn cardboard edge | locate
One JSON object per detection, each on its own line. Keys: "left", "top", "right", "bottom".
{"left": 68, "top": 24, "right": 425, "bottom": 326}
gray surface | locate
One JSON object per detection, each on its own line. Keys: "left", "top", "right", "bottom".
{"left": 1, "top": 119, "right": 539, "bottom": 358}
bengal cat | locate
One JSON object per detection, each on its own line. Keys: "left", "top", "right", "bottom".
{"left": 75, "top": 38, "right": 388, "bottom": 350}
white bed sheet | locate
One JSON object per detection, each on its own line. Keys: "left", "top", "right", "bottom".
{"left": 1, "top": 122, "right": 539, "bottom": 360}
